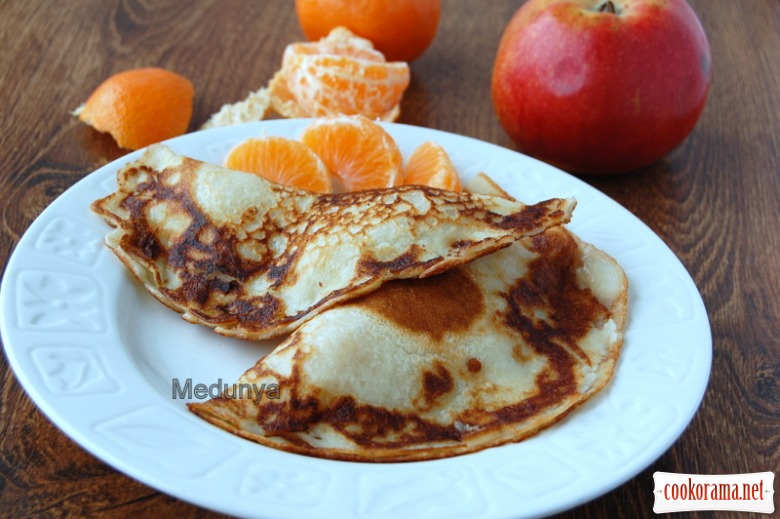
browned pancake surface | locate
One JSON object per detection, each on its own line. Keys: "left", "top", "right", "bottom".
{"left": 189, "top": 226, "right": 628, "bottom": 461}
{"left": 92, "top": 144, "right": 574, "bottom": 339}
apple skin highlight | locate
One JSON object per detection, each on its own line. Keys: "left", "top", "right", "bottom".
{"left": 492, "top": 0, "right": 712, "bottom": 175}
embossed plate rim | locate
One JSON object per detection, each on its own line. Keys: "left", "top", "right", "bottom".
{"left": 0, "top": 119, "right": 712, "bottom": 519}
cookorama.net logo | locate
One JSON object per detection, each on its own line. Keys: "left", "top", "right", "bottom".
{"left": 653, "top": 472, "right": 775, "bottom": 514}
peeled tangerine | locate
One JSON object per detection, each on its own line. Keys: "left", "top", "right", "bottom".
{"left": 269, "top": 27, "right": 410, "bottom": 121}
{"left": 202, "top": 27, "right": 411, "bottom": 129}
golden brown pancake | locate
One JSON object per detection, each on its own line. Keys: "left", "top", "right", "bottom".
{"left": 188, "top": 223, "right": 628, "bottom": 462}
{"left": 91, "top": 144, "right": 575, "bottom": 340}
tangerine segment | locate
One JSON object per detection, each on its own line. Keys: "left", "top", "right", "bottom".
{"left": 224, "top": 137, "right": 333, "bottom": 194}
{"left": 300, "top": 115, "right": 404, "bottom": 191}
{"left": 404, "top": 141, "right": 462, "bottom": 192}
{"left": 268, "top": 70, "right": 309, "bottom": 119}
{"left": 75, "top": 67, "right": 194, "bottom": 150}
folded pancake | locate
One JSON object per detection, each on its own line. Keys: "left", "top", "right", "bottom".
{"left": 189, "top": 222, "right": 628, "bottom": 462}
{"left": 92, "top": 145, "right": 574, "bottom": 339}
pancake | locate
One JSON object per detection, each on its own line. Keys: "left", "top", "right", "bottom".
{"left": 91, "top": 144, "right": 575, "bottom": 339}
{"left": 188, "top": 224, "right": 628, "bottom": 462}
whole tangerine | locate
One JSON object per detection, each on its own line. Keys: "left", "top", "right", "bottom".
{"left": 295, "top": 0, "right": 441, "bottom": 62}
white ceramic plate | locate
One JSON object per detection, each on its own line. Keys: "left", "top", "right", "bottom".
{"left": 1, "top": 120, "right": 711, "bottom": 519}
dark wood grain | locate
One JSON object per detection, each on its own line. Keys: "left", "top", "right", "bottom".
{"left": 1, "top": 1, "right": 778, "bottom": 518}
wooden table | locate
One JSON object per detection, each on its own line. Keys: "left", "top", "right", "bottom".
{"left": 1, "top": 1, "right": 777, "bottom": 517}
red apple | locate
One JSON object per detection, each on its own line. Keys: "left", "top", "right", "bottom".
{"left": 491, "top": 0, "right": 711, "bottom": 175}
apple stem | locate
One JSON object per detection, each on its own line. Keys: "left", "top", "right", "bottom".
{"left": 599, "top": 1, "right": 617, "bottom": 13}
